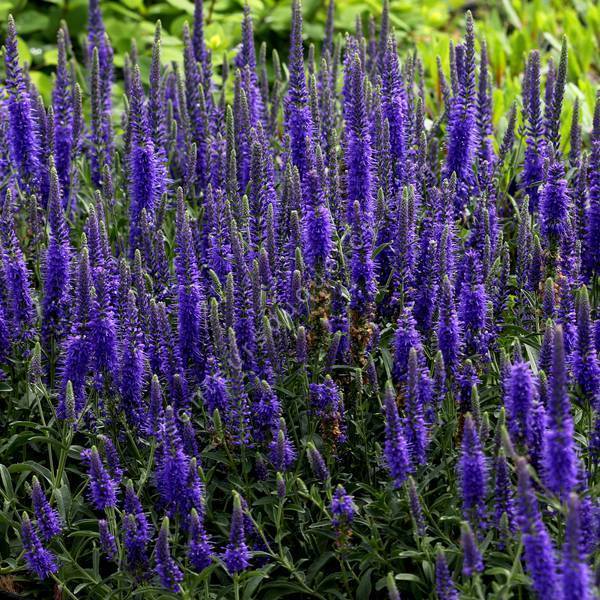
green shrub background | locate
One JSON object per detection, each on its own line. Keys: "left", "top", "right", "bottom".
{"left": 3, "top": 0, "right": 599, "bottom": 133}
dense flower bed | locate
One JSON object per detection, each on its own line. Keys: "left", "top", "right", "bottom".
{"left": 0, "top": 0, "right": 598, "bottom": 597}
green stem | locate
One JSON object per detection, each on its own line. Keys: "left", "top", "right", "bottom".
{"left": 33, "top": 384, "right": 55, "bottom": 475}
{"left": 105, "top": 506, "right": 120, "bottom": 553}
{"left": 54, "top": 423, "right": 73, "bottom": 489}
{"left": 339, "top": 558, "right": 352, "bottom": 596}
{"left": 275, "top": 496, "right": 285, "bottom": 559}
{"left": 51, "top": 574, "right": 79, "bottom": 600}
{"left": 136, "top": 439, "right": 155, "bottom": 492}
{"left": 57, "top": 541, "right": 100, "bottom": 585}
{"left": 233, "top": 574, "right": 240, "bottom": 600}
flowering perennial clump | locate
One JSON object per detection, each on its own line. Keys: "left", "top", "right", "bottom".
{"left": 0, "top": 0, "right": 598, "bottom": 597}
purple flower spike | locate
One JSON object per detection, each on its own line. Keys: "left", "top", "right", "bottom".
{"left": 128, "top": 65, "right": 158, "bottom": 253}
{"left": 86, "top": 446, "right": 117, "bottom": 511}
{"left": 443, "top": 13, "right": 477, "bottom": 212}
{"left": 188, "top": 508, "right": 212, "bottom": 572}
{"left": 383, "top": 381, "right": 411, "bottom": 488}
{"left": 119, "top": 289, "right": 146, "bottom": 428}
{"left": 404, "top": 348, "right": 428, "bottom": 465}
{"left": 89, "top": 268, "right": 118, "bottom": 389}
{"left": 58, "top": 243, "right": 93, "bottom": 418}
{"left": 331, "top": 484, "right": 357, "bottom": 530}
{"left": 540, "top": 156, "right": 569, "bottom": 250}
{"left": 561, "top": 493, "right": 592, "bottom": 600}
{"left": 20, "top": 513, "right": 58, "bottom": 580}
{"left": 183, "top": 22, "right": 210, "bottom": 189}
{"left": 303, "top": 167, "right": 333, "bottom": 278}
{"left": 98, "top": 519, "right": 117, "bottom": 561}
{"left": 516, "top": 457, "right": 560, "bottom": 597}
{"left": 345, "top": 48, "right": 376, "bottom": 313}
{"left": 542, "top": 324, "right": 578, "bottom": 499}
{"left": 476, "top": 40, "right": 495, "bottom": 177}
{"left": 4, "top": 16, "right": 40, "bottom": 192}
{"left": 460, "top": 521, "right": 483, "bottom": 576}
{"left": 155, "top": 405, "right": 190, "bottom": 512}
{"left": 393, "top": 305, "right": 422, "bottom": 385}
{"left": 380, "top": 36, "right": 408, "bottom": 192}
{"left": 31, "top": 476, "right": 62, "bottom": 541}
{"left": 459, "top": 413, "right": 488, "bottom": 525}
{"left": 123, "top": 511, "right": 150, "bottom": 574}
{"left": 458, "top": 250, "right": 488, "bottom": 357}
{"left": 87, "top": 0, "right": 113, "bottom": 184}
{"left": 584, "top": 93, "right": 600, "bottom": 279}
{"left": 504, "top": 360, "right": 536, "bottom": 447}
{"left": 253, "top": 379, "right": 282, "bottom": 442}
{"left": 407, "top": 476, "right": 426, "bottom": 536}
{"left": 1, "top": 191, "right": 36, "bottom": 341}
{"left": 235, "top": 5, "right": 263, "bottom": 124}
{"left": 42, "top": 165, "right": 71, "bottom": 351}
{"left": 572, "top": 286, "right": 600, "bottom": 401}
{"left": 175, "top": 189, "right": 206, "bottom": 382}
{"left": 284, "top": 0, "right": 313, "bottom": 181}
{"left": 52, "top": 28, "right": 74, "bottom": 200}
{"left": 192, "top": 0, "right": 207, "bottom": 63}
{"left": 437, "top": 275, "right": 461, "bottom": 374}
{"left": 493, "top": 449, "right": 514, "bottom": 533}
{"left": 521, "top": 51, "right": 545, "bottom": 212}
{"left": 0, "top": 303, "right": 10, "bottom": 369}
{"left": 435, "top": 548, "right": 459, "bottom": 600}
{"left": 309, "top": 376, "right": 347, "bottom": 444}
{"left": 269, "top": 418, "right": 296, "bottom": 472}
{"left": 154, "top": 517, "right": 183, "bottom": 592}
{"left": 202, "top": 359, "right": 231, "bottom": 420}
{"left": 223, "top": 492, "right": 251, "bottom": 573}
{"left": 307, "top": 442, "right": 330, "bottom": 482}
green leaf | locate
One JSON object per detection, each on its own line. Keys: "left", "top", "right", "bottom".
{"left": 120, "top": 0, "right": 144, "bottom": 9}
{"left": 500, "top": 0, "right": 522, "bottom": 29}
{"left": 243, "top": 568, "right": 273, "bottom": 599}
{"left": 8, "top": 461, "right": 53, "bottom": 483}
{"left": 14, "top": 10, "right": 50, "bottom": 34}
{"left": 0, "top": 464, "right": 14, "bottom": 500}
{"left": 16, "top": 35, "right": 31, "bottom": 65}
{"left": 357, "top": 568, "right": 373, "bottom": 600}
{"left": 306, "top": 551, "right": 335, "bottom": 583}
{"left": 164, "top": 0, "right": 195, "bottom": 15}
